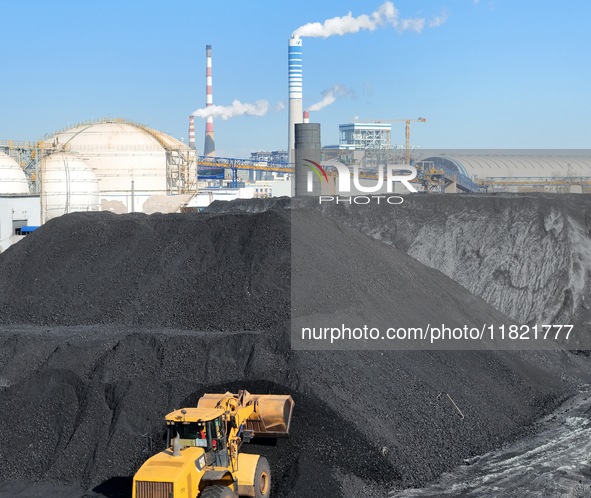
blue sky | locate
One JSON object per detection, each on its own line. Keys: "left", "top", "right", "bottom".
{"left": 1, "top": 0, "right": 589, "bottom": 157}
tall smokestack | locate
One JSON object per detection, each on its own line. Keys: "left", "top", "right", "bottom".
{"left": 188, "top": 115, "right": 195, "bottom": 149}
{"left": 303, "top": 111, "right": 310, "bottom": 123}
{"left": 204, "top": 44, "right": 215, "bottom": 156}
{"left": 288, "top": 36, "right": 303, "bottom": 164}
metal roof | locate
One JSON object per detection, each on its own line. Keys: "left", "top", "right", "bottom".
{"left": 421, "top": 153, "right": 591, "bottom": 179}
{"left": 44, "top": 118, "right": 188, "bottom": 152}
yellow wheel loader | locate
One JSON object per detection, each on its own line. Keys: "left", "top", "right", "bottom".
{"left": 132, "top": 390, "right": 294, "bottom": 498}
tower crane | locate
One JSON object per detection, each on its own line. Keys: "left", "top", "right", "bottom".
{"left": 354, "top": 117, "right": 427, "bottom": 164}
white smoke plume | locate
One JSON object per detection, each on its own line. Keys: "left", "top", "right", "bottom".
{"left": 193, "top": 99, "right": 269, "bottom": 120}
{"left": 292, "top": 2, "right": 434, "bottom": 38}
{"left": 308, "top": 84, "right": 354, "bottom": 112}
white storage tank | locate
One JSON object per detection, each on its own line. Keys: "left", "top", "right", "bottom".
{"left": 42, "top": 152, "right": 100, "bottom": 220}
{"left": 45, "top": 118, "right": 191, "bottom": 213}
{"left": 0, "top": 152, "right": 30, "bottom": 194}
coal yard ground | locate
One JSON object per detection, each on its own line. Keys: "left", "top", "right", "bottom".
{"left": 1, "top": 194, "right": 591, "bottom": 497}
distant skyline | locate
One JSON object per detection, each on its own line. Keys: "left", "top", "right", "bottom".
{"left": 1, "top": 0, "right": 589, "bottom": 157}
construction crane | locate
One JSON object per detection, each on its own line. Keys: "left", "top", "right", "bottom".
{"left": 354, "top": 117, "right": 427, "bottom": 164}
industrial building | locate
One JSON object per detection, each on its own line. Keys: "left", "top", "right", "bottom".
{"left": 317, "top": 117, "right": 591, "bottom": 193}
{"left": 417, "top": 153, "right": 591, "bottom": 193}
{"left": 183, "top": 178, "right": 291, "bottom": 212}
{"left": 249, "top": 151, "right": 288, "bottom": 181}
{"left": 0, "top": 152, "right": 40, "bottom": 251}
{"left": 338, "top": 122, "right": 391, "bottom": 150}
{"left": 322, "top": 121, "right": 401, "bottom": 169}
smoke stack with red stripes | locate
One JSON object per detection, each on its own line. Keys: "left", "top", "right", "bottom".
{"left": 204, "top": 44, "right": 215, "bottom": 156}
{"left": 188, "top": 115, "right": 195, "bottom": 149}
{"left": 303, "top": 111, "right": 310, "bottom": 124}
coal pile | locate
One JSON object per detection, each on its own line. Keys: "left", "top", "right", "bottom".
{"left": 0, "top": 198, "right": 590, "bottom": 498}
{"left": 0, "top": 210, "right": 290, "bottom": 331}
{"left": 311, "top": 193, "right": 591, "bottom": 337}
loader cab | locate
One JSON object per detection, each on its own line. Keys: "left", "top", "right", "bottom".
{"left": 167, "top": 421, "right": 208, "bottom": 448}
{"left": 167, "top": 415, "right": 229, "bottom": 467}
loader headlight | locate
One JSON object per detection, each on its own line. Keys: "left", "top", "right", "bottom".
{"left": 195, "top": 455, "right": 206, "bottom": 471}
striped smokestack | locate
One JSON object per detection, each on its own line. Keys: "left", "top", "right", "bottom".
{"left": 204, "top": 44, "right": 215, "bottom": 156}
{"left": 188, "top": 115, "right": 195, "bottom": 149}
{"left": 303, "top": 110, "right": 310, "bottom": 123}
{"left": 288, "top": 36, "right": 303, "bottom": 164}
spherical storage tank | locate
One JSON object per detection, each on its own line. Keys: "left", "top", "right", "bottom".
{"left": 45, "top": 118, "right": 190, "bottom": 212}
{"left": 0, "top": 152, "right": 30, "bottom": 194}
{"left": 42, "top": 153, "right": 100, "bottom": 220}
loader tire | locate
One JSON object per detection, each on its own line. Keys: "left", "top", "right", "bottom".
{"left": 200, "top": 485, "right": 238, "bottom": 498}
{"left": 254, "top": 457, "right": 271, "bottom": 498}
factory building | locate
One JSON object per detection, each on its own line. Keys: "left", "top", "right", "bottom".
{"left": 0, "top": 152, "right": 40, "bottom": 252}
{"left": 249, "top": 151, "right": 288, "bottom": 181}
{"left": 250, "top": 150, "right": 288, "bottom": 164}
{"left": 183, "top": 178, "right": 291, "bottom": 212}
{"left": 418, "top": 153, "right": 591, "bottom": 193}
{"left": 318, "top": 118, "right": 591, "bottom": 193}
{"left": 322, "top": 122, "right": 403, "bottom": 168}
{"left": 338, "top": 122, "right": 392, "bottom": 150}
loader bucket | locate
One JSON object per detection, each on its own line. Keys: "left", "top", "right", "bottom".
{"left": 247, "top": 394, "right": 295, "bottom": 438}
{"left": 197, "top": 392, "right": 236, "bottom": 410}
{"left": 197, "top": 391, "right": 295, "bottom": 438}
